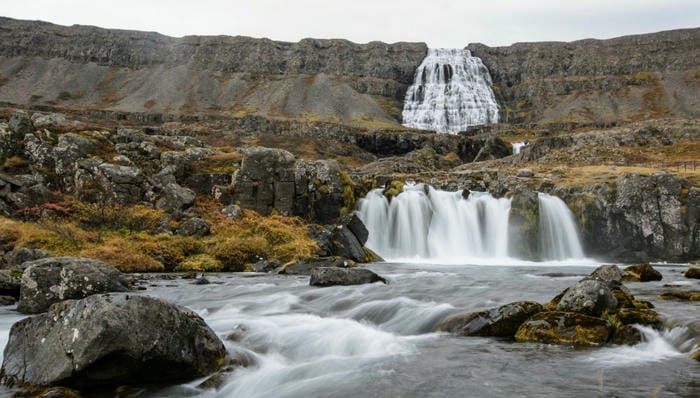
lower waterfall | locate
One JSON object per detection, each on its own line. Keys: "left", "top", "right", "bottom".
{"left": 538, "top": 192, "right": 585, "bottom": 261}
{"left": 357, "top": 184, "right": 586, "bottom": 263}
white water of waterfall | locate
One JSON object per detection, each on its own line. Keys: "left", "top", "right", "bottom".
{"left": 538, "top": 193, "right": 585, "bottom": 261}
{"left": 401, "top": 48, "right": 499, "bottom": 133}
{"left": 357, "top": 184, "right": 511, "bottom": 262}
{"left": 512, "top": 142, "right": 527, "bottom": 154}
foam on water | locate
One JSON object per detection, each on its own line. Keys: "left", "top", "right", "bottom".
{"left": 584, "top": 326, "right": 697, "bottom": 367}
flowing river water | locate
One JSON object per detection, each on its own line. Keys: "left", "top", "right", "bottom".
{"left": 3, "top": 262, "right": 695, "bottom": 397}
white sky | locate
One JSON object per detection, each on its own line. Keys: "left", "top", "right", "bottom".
{"left": 3, "top": 0, "right": 700, "bottom": 47}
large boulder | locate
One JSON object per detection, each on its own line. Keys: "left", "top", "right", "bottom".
{"left": 436, "top": 301, "right": 543, "bottom": 337}
{"left": 18, "top": 257, "right": 131, "bottom": 314}
{"left": 330, "top": 226, "right": 366, "bottom": 262}
{"left": 157, "top": 183, "right": 196, "bottom": 212}
{"left": 515, "top": 311, "right": 612, "bottom": 346}
{"left": 309, "top": 267, "right": 386, "bottom": 286}
{"left": 556, "top": 278, "right": 617, "bottom": 316}
{"left": 624, "top": 263, "right": 662, "bottom": 282}
{"left": 232, "top": 147, "right": 297, "bottom": 215}
{"left": 1, "top": 294, "right": 227, "bottom": 388}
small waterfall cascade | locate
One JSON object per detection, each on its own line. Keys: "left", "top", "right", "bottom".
{"left": 512, "top": 142, "right": 527, "bottom": 154}
{"left": 538, "top": 193, "right": 585, "bottom": 260}
{"left": 357, "top": 185, "right": 587, "bottom": 262}
{"left": 401, "top": 48, "right": 499, "bottom": 133}
{"left": 357, "top": 184, "right": 511, "bottom": 261}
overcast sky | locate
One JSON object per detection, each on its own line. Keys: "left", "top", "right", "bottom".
{"left": 3, "top": 0, "right": 700, "bottom": 47}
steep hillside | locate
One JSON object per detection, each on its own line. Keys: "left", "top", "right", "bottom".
{"left": 468, "top": 28, "right": 700, "bottom": 126}
{"left": 0, "top": 17, "right": 426, "bottom": 125}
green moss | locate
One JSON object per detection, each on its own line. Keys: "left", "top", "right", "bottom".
{"left": 175, "top": 254, "right": 224, "bottom": 272}
{"left": 359, "top": 247, "right": 383, "bottom": 263}
{"left": 382, "top": 180, "right": 404, "bottom": 202}
{"left": 339, "top": 171, "right": 357, "bottom": 216}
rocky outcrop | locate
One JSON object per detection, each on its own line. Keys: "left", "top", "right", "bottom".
{"left": 468, "top": 28, "right": 700, "bottom": 125}
{"left": 1, "top": 294, "right": 227, "bottom": 388}
{"left": 18, "top": 257, "right": 131, "bottom": 314}
{"left": 0, "top": 17, "right": 426, "bottom": 124}
{"left": 558, "top": 172, "right": 699, "bottom": 262}
{"left": 309, "top": 267, "right": 386, "bottom": 286}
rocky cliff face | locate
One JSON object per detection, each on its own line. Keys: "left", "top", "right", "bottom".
{"left": 468, "top": 29, "right": 700, "bottom": 125}
{"left": 0, "top": 17, "right": 426, "bottom": 124}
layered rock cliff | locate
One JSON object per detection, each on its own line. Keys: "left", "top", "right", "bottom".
{"left": 0, "top": 17, "right": 426, "bottom": 125}
{"left": 468, "top": 29, "right": 700, "bottom": 125}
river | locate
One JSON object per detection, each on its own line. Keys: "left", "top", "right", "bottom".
{"left": 0, "top": 262, "right": 698, "bottom": 397}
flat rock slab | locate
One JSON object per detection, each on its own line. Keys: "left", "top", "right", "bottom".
{"left": 309, "top": 267, "right": 386, "bottom": 287}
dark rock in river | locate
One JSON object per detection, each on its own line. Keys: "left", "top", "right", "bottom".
{"left": 309, "top": 267, "right": 386, "bottom": 287}
{"left": 18, "top": 257, "right": 130, "bottom": 314}
{"left": 623, "top": 263, "right": 662, "bottom": 282}
{"left": 684, "top": 267, "right": 700, "bottom": 279}
{"left": 515, "top": 311, "right": 612, "bottom": 346}
{"left": 436, "top": 301, "right": 543, "bottom": 337}
{"left": 0, "top": 294, "right": 227, "bottom": 388}
{"left": 280, "top": 257, "right": 354, "bottom": 275}
{"left": 556, "top": 278, "right": 617, "bottom": 316}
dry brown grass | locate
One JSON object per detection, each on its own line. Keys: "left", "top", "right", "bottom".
{"left": 0, "top": 203, "right": 320, "bottom": 273}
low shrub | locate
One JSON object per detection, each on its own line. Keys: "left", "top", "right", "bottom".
{"left": 175, "top": 254, "right": 223, "bottom": 272}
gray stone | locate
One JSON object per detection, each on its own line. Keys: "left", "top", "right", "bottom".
{"left": 157, "top": 183, "right": 196, "bottom": 212}
{"left": 517, "top": 168, "right": 533, "bottom": 178}
{"left": 1, "top": 294, "right": 226, "bottom": 388}
{"left": 18, "top": 257, "right": 131, "bottom": 314}
{"left": 589, "top": 264, "right": 628, "bottom": 284}
{"left": 232, "top": 147, "right": 297, "bottom": 216}
{"left": 3, "top": 247, "right": 49, "bottom": 268}
{"left": 436, "top": 301, "right": 543, "bottom": 337}
{"left": 30, "top": 112, "right": 67, "bottom": 129}
{"left": 220, "top": 204, "right": 242, "bottom": 220}
{"left": 252, "top": 259, "right": 281, "bottom": 273}
{"left": 331, "top": 226, "right": 366, "bottom": 262}
{"left": 8, "top": 110, "right": 33, "bottom": 138}
{"left": 341, "top": 213, "right": 369, "bottom": 246}
{"left": 557, "top": 278, "right": 618, "bottom": 316}
{"left": 309, "top": 267, "right": 386, "bottom": 286}
{"left": 175, "top": 218, "right": 210, "bottom": 237}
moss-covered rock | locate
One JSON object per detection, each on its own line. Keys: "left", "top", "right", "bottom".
{"left": 359, "top": 247, "right": 383, "bottom": 263}
{"left": 514, "top": 311, "right": 612, "bottom": 347}
{"left": 658, "top": 291, "right": 700, "bottom": 301}
{"left": 623, "top": 263, "right": 662, "bottom": 282}
{"left": 507, "top": 190, "right": 539, "bottom": 260}
{"left": 685, "top": 267, "right": 700, "bottom": 279}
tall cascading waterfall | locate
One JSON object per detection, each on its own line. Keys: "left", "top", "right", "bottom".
{"left": 537, "top": 193, "right": 585, "bottom": 260}
{"left": 357, "top": 184, "right": 511, "bottom": 261}
{"left": 401, "top": 48, "right": 499, "bottom": 133}
{"left": 357, "top": 184, "right": 587, "bottom": 262}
